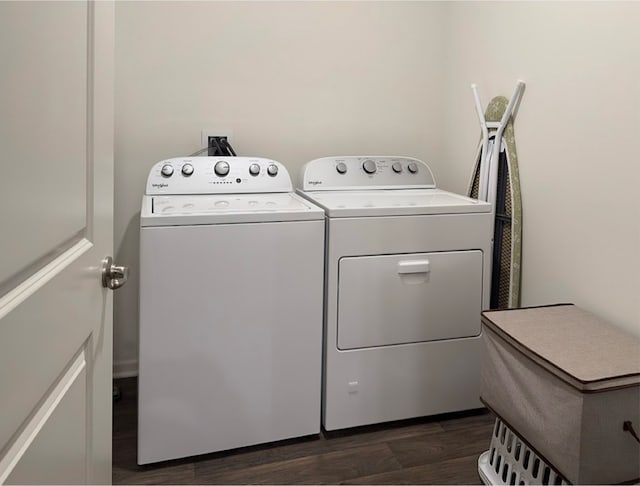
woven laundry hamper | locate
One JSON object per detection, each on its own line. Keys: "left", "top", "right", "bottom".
{"left": 480, "top": 304, "right": 640, "bottom": 485}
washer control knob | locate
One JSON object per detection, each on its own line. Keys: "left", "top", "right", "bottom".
{"left": 214, "top": 161, "right": 230, "bottom": 177}
{"left": 181, "top": 163, "right": 194, "bottom": 176}
{"left": 362, "top": 159, "right": 377, "bottom": 174}
{"left": 249, "top": 163, "right": 261, "bottom": 176}
{"left": 161, "top": 164, "right": 174, "bottom": 177}
{"left": 392, "top": 162, "right": 403, "bottom": 173}
{"left": 336, "top": 162, "right": 347, "bottom": 174}
{"left": 267, "top": 164, "right": 278, "bottom": 176}
{"left": 407, "top": 162, "right": 419, "bottom": 174}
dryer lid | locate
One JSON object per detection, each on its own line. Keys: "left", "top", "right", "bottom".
{"left": 300, "top": 188, "right": 491, "bottom": 218}
{"left": 141, "top": 192, "right": 324, "bottom": 226}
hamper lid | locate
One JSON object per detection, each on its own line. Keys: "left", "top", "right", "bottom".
{"left": 481, "top": 304, "right": 640, "bottom": 392}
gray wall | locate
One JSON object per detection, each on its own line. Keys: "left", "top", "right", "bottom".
{"left": 114, "top": 1, "right": 639, "bottom": 376}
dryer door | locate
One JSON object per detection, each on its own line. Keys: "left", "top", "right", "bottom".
{"left": 337, "top": 251, "right": 483, "bottom": 350}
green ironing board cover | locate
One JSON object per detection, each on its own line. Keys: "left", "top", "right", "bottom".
{"left": 468, "top": 96, "right": 522, "bottom": 309}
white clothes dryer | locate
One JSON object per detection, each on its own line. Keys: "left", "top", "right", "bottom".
{"left": 298, "top": 156, "right": 492, "bottom": 431}
{"left": 138, "top": 156, "right": 324, "bottom": 464}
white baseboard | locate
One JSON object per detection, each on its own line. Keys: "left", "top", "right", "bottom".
{"left": 113, "top": 359, "right": 138, "bottom": 379}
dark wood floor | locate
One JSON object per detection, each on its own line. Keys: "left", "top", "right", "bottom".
{"left": 113, "top": 377, "right": 495, "bottom": 484}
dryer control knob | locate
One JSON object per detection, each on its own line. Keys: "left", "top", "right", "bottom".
{"left": 362, "top": 159, "right": 377, "bottom": 174}
{"left": 214, "top": 161, "right": 230, "bottom": 177}
{"left": 267, "top": 164, "right": 278, "bottom": 176}
{"left": 392, "top": 162, "right": 403, "bottom": 173}
{"left": 249, "top": 163, "right": 261, "bottom": 176}
{"left": 161, "top": 164, "right": 174, "bottom": 177}
{"left": 181, "top": 163, "right": 194, "bottom": 176}
{"left": 336, "top": 162, "right": 347, "bottom": 174}
{"left": 407, "top": 162, "right": 419, "bottom": 174}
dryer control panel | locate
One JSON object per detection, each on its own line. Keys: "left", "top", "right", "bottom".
{"left": 300, "top": 156, "right": 436, "bottom": 191}
{"left": 146, "top": 157, "right": 293, "bottom": 195}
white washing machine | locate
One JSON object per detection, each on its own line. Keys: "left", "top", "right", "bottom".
{"left": 138, "top": 156, "right": 325, "bottom": 464}
{"left": 298, "top": 156, "right": 493, "bottom": 431}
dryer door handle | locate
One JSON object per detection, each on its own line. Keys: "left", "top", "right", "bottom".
{"left": 397, "top": 260, "right": 430, "bottom": 274}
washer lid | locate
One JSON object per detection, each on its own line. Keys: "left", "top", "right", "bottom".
{"left": 141, "top": 192, "right": 324, "bottom": 226}
{"left": 299, "top": 189, "right": 491, "bottom": 217}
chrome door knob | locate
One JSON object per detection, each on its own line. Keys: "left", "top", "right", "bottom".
{"left": 102, "top": 256, "right": 129, "bottom": 290}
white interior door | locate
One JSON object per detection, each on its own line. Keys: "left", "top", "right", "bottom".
{"left": 0, "top": 2, "right": 115, "bottom": 484}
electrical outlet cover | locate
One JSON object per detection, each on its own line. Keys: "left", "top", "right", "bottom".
{"left": 201, "top": 130, "right": 233, "bottom": 150}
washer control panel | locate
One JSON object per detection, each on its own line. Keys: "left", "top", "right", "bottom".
{"left": 146, "top": 157, "right": 292, "bottom": 195}
{"left": 300, "top": 156, "right": 436, "bottom": 191}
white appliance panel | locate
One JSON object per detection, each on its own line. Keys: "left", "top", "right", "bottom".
{"left": 145, "top": 157, "right": 292, "bottom": 195}
{"left": 138, "top": 220, "right": 324, "bottom": 464}
{"left": 300, "top": 156, "right": 435, "bottom": 191}
{"left": 141, "top": 192, "right": 323, "bottom": 226}
{"left": 322, "top": 210, "right": 493, "bottom": 431}
{"left": 324, "top": 337, "right": 483, "bottom": 431}
{"left": 337, "top": 251, "right": 483, "bottom": 350}
{"left": 328, "top": 213, "right": 493, "bottom": 256}
{"left": 302, "top": 188, "right": 490, "bottom": 218}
